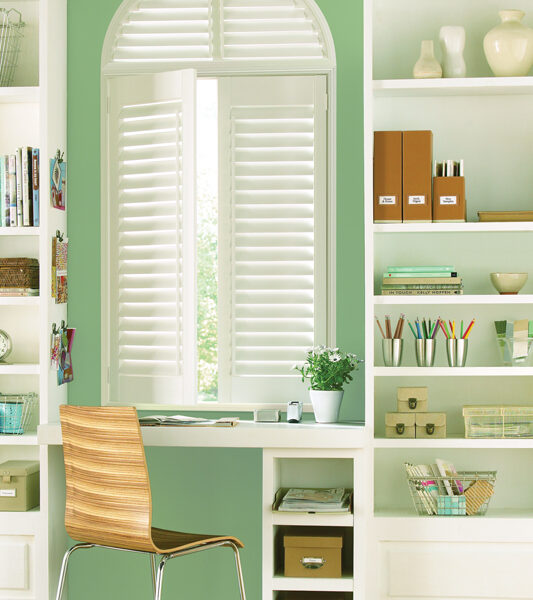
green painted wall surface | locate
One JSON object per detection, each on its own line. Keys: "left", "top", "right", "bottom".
{"left": 66, "top": 0, "right": 363, "bottom": 597}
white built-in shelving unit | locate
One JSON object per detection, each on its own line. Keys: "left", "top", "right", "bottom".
{"left": 365, "top": 0, "right": 533, "bottom": 598}
{"left": 0, "top": 0, "right": 66, "bottom": 598}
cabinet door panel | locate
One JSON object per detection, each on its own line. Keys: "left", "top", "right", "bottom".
{"left": 0, "top": 538, "right": 30, "bottom": 590}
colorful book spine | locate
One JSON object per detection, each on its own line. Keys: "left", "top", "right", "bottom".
{"left": 22, "top": 147, "right": 32, "bottom": 226}
{"left": 3, "top": 156, "right": 10, "bottom": 226}
{"left": 8, "top": 154, "right": 17, "bottom": 227}
{"left": 15, "top": 148, "right": 22, "bottom": 226}
{"left": 32, "top": 148, "right": 39, "bottom": 226}
{"left": 385, "top": 271, "right": 457, "bottom": 278}
{"left": 0, "top": 158, "right": 4, "bottom": 227}
{"left": 387, "top": 266, "right": 454, "bottom": 273}
{"left": 381, "top": 289, "right": 464, "bottom": 296}
{"left": 382, "top": 277, "right": 460, "bottom": 285}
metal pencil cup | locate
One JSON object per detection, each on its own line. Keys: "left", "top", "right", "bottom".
{"left": 415, "top": 339, "right": 436, "bottom": 367}
{"left": 382, "top": 339, "right": 403, "bottom": 367}
{"left": 447, "top": 339, "right": 468, "bottom": 367}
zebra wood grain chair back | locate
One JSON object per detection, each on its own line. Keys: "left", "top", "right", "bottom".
{"left": 59, "top": 405, "right": 156, "bottom": 552}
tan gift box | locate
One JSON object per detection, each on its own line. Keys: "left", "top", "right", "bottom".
{"left": 415, "top": 413, "right": 446, "bottom": 438}
{"left": 385, "top": 413, "right": 415, "bottom": 438}
{"left": 397, "top": 387, "right": 428, "bottom": 412}
{"left": 0, "top": 460, "right": 39, "bottom": 511}
{"left": 284, "top": 535, "right": 342, "bottom": 578}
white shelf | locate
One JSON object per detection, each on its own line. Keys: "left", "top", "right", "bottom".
{"left": 0, "top": 509, "right": 41, "bottom": 534}
{"left": 0, "top": 227, "right": 40, "bottom": 236}
{"left": 374, "top": 222, "right": 533, "bottom": 234}
{"left": 0, "top": 432, "right": 38, "bottom": 445}
{"left": 374, "top": 294, "right": 533, "bottom": 305}
{"left": 0, "top": 363, "right": 40, "bottom": 375}
{"left": 0, "top": 296, "right": 40, "bottom": 307}
{"left": 0, "top": 87, "right": 39, "bottom": 104}
{"left": 271, "top": 512, "right": 354, "bottom": 527}
{"left": 272, "top": 575, "right": 354, "bottom": 592}
{"left": 374, "top": 367, "right": 533, "bottom": 377}
{"left": 373, "top": 435, "right": 533, "bottom": 449}
{"left": 374, "top": 77, "right": 533, "bottom": 97}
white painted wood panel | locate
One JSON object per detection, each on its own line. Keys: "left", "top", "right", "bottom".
{"left": 0, "top": 538, "right": 30, "bottom": 591}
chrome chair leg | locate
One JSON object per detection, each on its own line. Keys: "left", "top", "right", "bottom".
{"left": 55, "top": 543, "right": 95, "bottom": 600}
{"left": 154, "top": 555, "right": 168, "bottom": 600}
{"left": 150, "top": 554, "right": 157, "bottom": 596}
{"left": 228, "top": 542, "right": 246, "bottom": 600}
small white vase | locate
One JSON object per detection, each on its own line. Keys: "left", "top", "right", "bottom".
{"left": 309, "top": 390, "right": 344, "bottom": 424}
{"left": 484, "top": 10, "right": 533, "bottom": 77}
{"left": 439, "top": 26, "right": 466, "bottom": 78}
{"left": 413, "top": 40, "right": 442, "bottom": 79}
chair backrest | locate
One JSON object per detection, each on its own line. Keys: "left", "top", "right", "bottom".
{"left": 59, "top": 405, "right": 156, "bottom": 552}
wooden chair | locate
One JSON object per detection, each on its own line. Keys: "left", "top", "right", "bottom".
{"left": 56, "top": 405, "right": 246, "bottom": 600}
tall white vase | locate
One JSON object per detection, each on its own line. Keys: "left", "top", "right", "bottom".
{"left": 413, "top": 40, "right": 442, "bottom": 79}
{"left": 484, "top": 10, "right": 533, "bottom": 76}
{"left": 309, "top": 390, "right": 344, "bottom": 423}
{"left": 439, "top": 26, "right": 466, "bottom": 78}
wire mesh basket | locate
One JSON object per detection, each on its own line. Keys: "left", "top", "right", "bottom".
{"left": 0, "top": 393, "right": 37, "bottom": 434}
{"left": 0, "top": 9, "right": 24, "bottom": 87}
{"left": 407, "top": 470, "right": 497, "bottom": 516}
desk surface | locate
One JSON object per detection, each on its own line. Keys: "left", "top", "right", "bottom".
{"left": 38, "top": 420, "right": 367, "bottom": 449}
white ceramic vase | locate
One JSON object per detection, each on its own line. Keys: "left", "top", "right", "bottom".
{"left": 413, "top": 40, "right": 442, "bottom": 79}
{"left": 484, "top": 10, "right": 533, "bottom": 76}
{"left": 439, "top": 26, "right": 466, "bottom": 78}
{"left": 309, "top": 390, "right": 344, "bottom": 423}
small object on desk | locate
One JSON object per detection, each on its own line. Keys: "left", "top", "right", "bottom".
{"left": 415, "top": 413, "right": 447, "bottom": 438}
{"left": 286, "top": 400, "right": 302, "bottom": 423}
{"left": 253, "top": 409, "right": 280, "bottom": 423}
{"left": 490, "top": 272, "right": 528, "bottom": 295}
{"left": 139, "top": 414, "right": 239, "bottom": 427}
{"left": 385, "top": 413, "right": 415, "bottom": 438}
{"left": 397, "top": 387, "right": 428, "bottom": 412}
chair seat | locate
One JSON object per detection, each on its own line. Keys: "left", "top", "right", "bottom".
{"left": 151, "top": 526, "right": 244, "bottom": 554}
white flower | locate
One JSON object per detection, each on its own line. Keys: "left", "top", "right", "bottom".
{"left": 330, "top": 353, "right": 341, "bottom": 362}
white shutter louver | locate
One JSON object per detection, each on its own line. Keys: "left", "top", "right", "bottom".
{"left": 222, "top": 0, "right": 326, "bottom": 60}
{"left": 113, "top": 0, "right": 213, "bottom": 63}
{"left": 107, "top": 70, "right": 196, "bottom": 405}
{"left": 218, "top": 75, "right": 327, "bottom": 404}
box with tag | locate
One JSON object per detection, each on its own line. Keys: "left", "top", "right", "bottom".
{"left": 397, "top": 387, "right": 428, "bottom": 413}
{"left": 415, "top": 413, "right": 446, "bottom": 438}
{"left": 284, "top": 535, "right": 343, "bottom": 578}
{"left": 432, "top": 176, "right": 466, "bottom": 222}
{"left": 0, "top": 460, "right": 39, "bottom": 511}
{"left": 385, "top": 413, "right": 415, "bottom": 438}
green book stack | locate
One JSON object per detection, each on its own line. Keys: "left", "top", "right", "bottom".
{"left": 382, "top": 266, "right": 463, "bottom": 296}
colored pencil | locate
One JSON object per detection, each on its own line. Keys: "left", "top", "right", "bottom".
{"left": 439, "top": 319, "right": 449, "bottom": 339}
{"left": 375, "top": 317, "right": 386, "bottom": 339}
{"left": 415, "top": 319, "right": 422, "bottom": 339}
{"left": 460, "top": 320, "right": 464, "bottom": 339}
{"left": 407, "top": 320, "right": 417, "bottom": 339}
{"left": 463, "top": 319, "right": 476, "bottom": 339}
{"left": 431, "top": 318, "right": 440, "bottom": 339}
{"left": 385, "top": 315, "right": 392, "bottom": 339}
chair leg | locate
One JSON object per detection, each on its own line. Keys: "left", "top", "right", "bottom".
{"left": 228, "top": 542, "right": 246, "bottom": 600}
{"left": 150, "top": 554, "right": 157, "bottom": 596}
{"left": 154, "top": 555, "right": 167, "bottom": 600}
{"left": 55, "top": 543, "right": 95, "bottom": 600}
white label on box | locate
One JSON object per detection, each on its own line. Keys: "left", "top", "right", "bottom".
{"left": 440, "top": 196, "right": 457, "bottom": 205}
{"left": 379, "top": 196, "right": 396, "bottom": 205}
{"left": 408, "top": 195, "right": 425, "bottom": 205}
{"left": 0, "top": 489, "right": 16, "bottom": 497}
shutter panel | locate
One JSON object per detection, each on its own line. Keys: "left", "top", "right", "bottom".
{"left": 218, "top": 75, "right": 327, "bottom": 404}
{"left": 112, "top": 0, "right": 213, "bottom": 63}
{"left": 222, "top": 0, "right": 326, "bottom": 60}
{"left": 107, "top": 70, "right": 196, "bottom": 405}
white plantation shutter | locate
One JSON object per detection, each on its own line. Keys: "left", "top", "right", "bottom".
{"left": 106, "top": 70, "right": 196, "bottom": 405}
{"left": 112, "top": 0, "right": 213, "bottom": 63}
{"left": 218, "top": 75, "right": 327, "bottom": 405}
{"left": 222, "top": 0, "right": 326, "bottom": 60}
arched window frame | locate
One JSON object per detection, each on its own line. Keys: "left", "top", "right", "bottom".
{"left": 101, "top": 0, "right": 337, "bottom": 409}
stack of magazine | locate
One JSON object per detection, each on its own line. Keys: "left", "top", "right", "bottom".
{"left": 276, "top": 488, "right": 351, "bottom": 513}
{"left": 382, "top": 266, "right": 463, "bottom": 296}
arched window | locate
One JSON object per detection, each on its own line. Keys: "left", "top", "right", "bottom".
{"left": 101, "top": 0, "right": 336, "bottom": 409}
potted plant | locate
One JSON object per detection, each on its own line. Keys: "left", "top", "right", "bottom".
{"left": 293, "top": 346, "right": 363, "bottom": 423}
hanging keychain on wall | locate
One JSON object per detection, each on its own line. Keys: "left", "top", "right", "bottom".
{"left": 50, "top": 321, "right": 75, "bottom": 385}
{"left": 50, "top": 149, "right": 66, "bottom": 211}
{"left": 51, "top": 230, "right": 68, "bottom": 303}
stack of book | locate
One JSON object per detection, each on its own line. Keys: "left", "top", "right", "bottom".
{"left": 381, "top": 266, "right": 463, "bottom": 296}
{"left": 276, "top": 488, "right": 351, "bottom": 513}
{"left": 0, "top": 147, "right": 40, "bottom": 228}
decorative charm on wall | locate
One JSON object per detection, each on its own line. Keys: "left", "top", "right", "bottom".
{"left": 50, "top": 321, "right": 75, "bottom": 385}
{"left": 51, "top": 230, "right": 68, "bottom": 304}
{"left": 50, "top": 150, "right": 66, "bottom": 210}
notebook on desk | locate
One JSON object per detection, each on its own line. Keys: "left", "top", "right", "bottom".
{"left": 139, "top": 415, "right": 239, "bottom": 427}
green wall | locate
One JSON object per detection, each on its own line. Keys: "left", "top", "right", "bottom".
{"left": 66, "top": 0, "right": 363, "bottom": 597}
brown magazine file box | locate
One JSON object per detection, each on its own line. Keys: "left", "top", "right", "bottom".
{"left": 374, "top": 131, "right": 402, "bottom": 223}
{"left": 433, "top": 176, "right": 466, "bottom": 222}
{"left": 402, "top": 130, "right": 433, "bottom": 222}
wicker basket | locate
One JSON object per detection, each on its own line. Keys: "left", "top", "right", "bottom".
{"left": 0, "top": 258, "right": 39, "bottom": 289}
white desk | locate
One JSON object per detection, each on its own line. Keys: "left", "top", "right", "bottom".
{"left": 38, "top": 420, "right": 368, "bottom": 449}
{"left": 39, "top": 420, "right": 368, "bottom": 599}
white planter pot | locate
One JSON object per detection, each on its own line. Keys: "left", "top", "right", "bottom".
{"left": 309, "top": 390, "right": 344, "bottom": 423}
